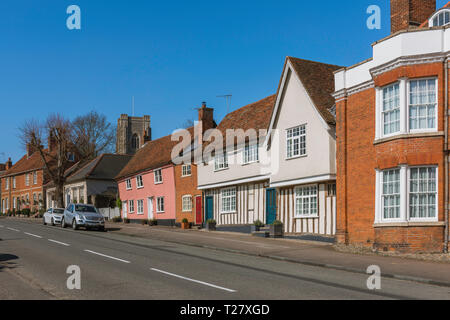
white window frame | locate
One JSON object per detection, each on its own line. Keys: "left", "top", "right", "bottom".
{"left": 376, "top": 78, "right": 438, "bottom": 140}
{"left": 157, "top": 197, "right": 165, "bottom": 213}
{"left": 381, "top": 82, "right": 401, "bottom": 138}
{"left": 407, "top": 78, "right": 438, "bottom": 134}
{"left": 25, "top": 174, "right": 30, "bottom": 186}
{"left": 214, "top": 153, "right": 229, "bottom": 172}
{"left": 182, "top": 164, "right": 192, "bottom": 177}
{"left": 154, "top": 169, "right": 163, "bottom": 184}
{"left": 375, "top": 166, "right": 438, "bottom": 224}
{"left": 5, "top": 178, "right": 9, "bottom": 190}
{"left": 286, "top": 125, "right": 307, "bottom": 160}
{"left": 136, "top": 175, "right": 144, "bottom": 189}
{"left": 182, "top": 195, "right": 193, "bottom": 212}
{"left": 294, "top": 184, "right": 319, "bottom": 218}
{"left": 126, "top": 179, "right": 132, "bottom": 190}
{"left": 408, "top": 166, "right": 438, "bottom": 222}
{"left": 220, "top": 187, "right": 236, "bottom": 214}
{"left": 12, "top": 177, "right": 16, "bottom": 189}
{"left": 128, "top": 200, "right": 135, "bottom": 213}
{"left": 137, "top": 199, "right": 144, "bottom": 215}
{"left": 429, "top": 9, "right": 450, "bottom": 27}
{"left": 243, "top": 142, "right": 259, "bottom": 165}
{"left": 33, "top": 172, "right": 37, "bottom": 185}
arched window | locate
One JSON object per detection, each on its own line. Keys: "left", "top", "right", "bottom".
{"left": 430, "top": 9, "right": 450, "bottom": 27}
{"left": 131, "top": 134, "right": 140, "bottom": 150}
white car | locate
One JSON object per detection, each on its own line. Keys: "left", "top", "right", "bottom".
{"left": 43, "top": 208, "right": 65, "bottom": 226}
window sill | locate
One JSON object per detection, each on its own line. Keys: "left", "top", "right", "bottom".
{"left": 154, "top": 182, "right": 163, "bottom": 185}
{"left": 295, "top": 215, "right": 319, "bottom": 219}
{"left": 214, "top": 168, "right": 230, "bottom": 173}
{"left": 374, "top": 131, "right": 444, "bottom": 145}
{"left": 181, "top": 175, "right": 192, "bottom": 178}
{"left": 221, "top": 211, "right": 237, "bottom": 215}
{"left": 374, "top": 221, "right": 444, "bottom": 228}
{"left": 136, "top": 186, "right": 144, "bottom": 190}
{"left": 286, "top": 155, "right": 308, "bottom": 161}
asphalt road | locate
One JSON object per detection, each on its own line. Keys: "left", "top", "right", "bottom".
{"left": 0, "top": 219, "right": 449, "bottom": 300}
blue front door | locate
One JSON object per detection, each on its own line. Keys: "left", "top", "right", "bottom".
{"left": 266, "top": 189, "right": 277, "bottom": 225}
{"left": 205, "top": 196, "right": 214, "bottom": 221}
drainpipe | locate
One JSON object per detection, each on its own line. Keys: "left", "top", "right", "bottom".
{"left": 445, "top": 58, "right": 449, "bottom": 254}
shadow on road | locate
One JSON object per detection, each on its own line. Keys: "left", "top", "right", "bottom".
{"left": 0, "top": 254, "right": 19, "bottom": 272}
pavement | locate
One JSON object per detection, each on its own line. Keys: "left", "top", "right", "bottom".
{"left": 0, "top": 217, "right": 449, "bottom": 300}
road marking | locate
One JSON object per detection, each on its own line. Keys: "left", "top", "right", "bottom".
{"left": 84, "top": 250, "right": 130, "bottom": 264}
{"left": 48, "top": 239, "right": 70, "bottom": 246}
{"left": 24, "top": 232, "right": 42, "bottom": 239}
{"left": 0, "top": 225, "right": 4, "bottom": 228}
{"left": 7, "top": 227, "right": 20, "bottom": 232}
{"left": 150, "top": 268, "right": 237, "bottom": 293}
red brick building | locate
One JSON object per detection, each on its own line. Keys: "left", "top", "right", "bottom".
{"left": 334, "top": 0, "right": 450, "bottom": 253}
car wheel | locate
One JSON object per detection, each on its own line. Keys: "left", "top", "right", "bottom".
{"left": 51, "top": 218, "right": 55, "bottom": 226}
{"left": 72, "top": 219, "right": 78, "bottom": 230}
{"left": 61, "top": 218, "right": 66, "bottom": 228}
{"left": 43, "top": 217, "right": 47, "bottom": 225}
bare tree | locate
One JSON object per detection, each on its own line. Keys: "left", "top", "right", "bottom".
{"left": 19, "top": 111, "right": 116, "bottom": 208}
{"left": 72, "top": 111, "right": 116, "bottom": 159}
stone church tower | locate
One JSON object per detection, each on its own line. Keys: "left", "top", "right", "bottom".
{"left": 116, "top": 114, "right": 151, "bottom": 155}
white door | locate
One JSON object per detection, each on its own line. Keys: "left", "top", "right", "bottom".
{"left": 123, "top": 202, "right": 127, "bottom": 219}
{"left": 148, "top": 197, "right": 154, "bottom": 220}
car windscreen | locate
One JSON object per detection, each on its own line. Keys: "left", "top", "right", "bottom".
{"left": 74, "top": 205, "right": 97, "bottom": 213}
{"left": 53, "top": 209, "right": 64, "bottom": 214}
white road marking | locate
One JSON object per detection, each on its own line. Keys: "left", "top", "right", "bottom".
{"left": 150, "top": 268, "right": 237, "bottom": 293}
{"left": 84, "top": 250, "right": 130, "bottom": 264}
{"left": 48, "top": 239, "right": 70, "bottom": 246}
{"left": 24, "top": 232, "right": 42, "bottom": 239}
{"left": 7, "top": 227, "right": 20, "bottom": 232}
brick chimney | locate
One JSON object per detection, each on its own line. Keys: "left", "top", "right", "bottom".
{"left": 5, "top": 158, "right": 12, "bottom": 170}
{"left": 48, "top": 131, "right": 57, "bottom": 152}
{"left": 26, "top": 143, "right": 37, "bottom": 158}
{"left": 198, "top": 102, "right": 214, "bottom": 133}
{"left": 391, "top": 0, "right": 436, "bottom": 33}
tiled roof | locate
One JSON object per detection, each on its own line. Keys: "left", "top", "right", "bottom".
{"left": 116, "top": 127, "right": 195, "bottom": 181}
{"left": 286, "top": 57, "right": 342, "bottom": 125}
{"left": 66, "top": 154, "right": 132, "bottom": 183}
{"left": 2, "top": 150, "right": 51, "bottom": 177}
{"left": 215, "top": 95, "right": 276, "bottom": 134}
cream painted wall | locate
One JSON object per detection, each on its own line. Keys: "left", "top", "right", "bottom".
{"left": 269, "top": 68, "right": 336, "bottom": 185}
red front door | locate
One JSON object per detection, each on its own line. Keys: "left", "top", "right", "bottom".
{"left": 195, "top": 196, "right": 203, "bottom": 225}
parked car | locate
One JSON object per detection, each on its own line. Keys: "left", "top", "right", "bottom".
{"left": 62, "top": 203, "right": 106, "bottom": 231}
{"left": 43, "top": 208, "right": 65, "bottom": 226}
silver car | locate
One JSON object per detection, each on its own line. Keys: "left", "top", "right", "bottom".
{"left": 62, "top": 203, "right": 106, "bottom": 231}
{"left": 43, "top": 208, "right": 65, "bottom": 226}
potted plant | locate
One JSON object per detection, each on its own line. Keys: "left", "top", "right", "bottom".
{"left": 270, "top": 220, "right": 284, "bottom": 238}
{"left": 206, "top": 219, "right": 216, "bottom": 231}
{"left": 181, "top": 218, "right": 190, "bottom": 230}
{"left": 141, "top": 219, "right": 148, "bottom": 225}
{"left": 112, "top": 216, "right": 122, "bottom": 223}
{"left": 251, "top": 220, "right": 265, "bottom": 232}
{"left": 123, "top": 218, "right": 130, "bottom": 224}
{"left": 148, "top": 219, "right": 157, "bottom": 226}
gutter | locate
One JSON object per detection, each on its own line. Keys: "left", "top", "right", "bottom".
{"left": 445, "top": 58, "right": 449, "bottom": 254}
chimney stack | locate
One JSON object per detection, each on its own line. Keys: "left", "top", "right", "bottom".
{"left": 198, "top": 102, "right": 214, "bottom": 133}
{"left": 26, "top": 143, "right": 37, "bottom": 158}
{"left": 391, "top": 0, "right": 436, "bottom": 34}
{"left": 48, "top": 131, "right": 57, "bottom": 152}
{"left": 6, "top": 158, "right": 12, "bottom": 170}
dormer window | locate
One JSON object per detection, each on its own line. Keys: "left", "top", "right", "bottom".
{"left": 430, "top": 9, "right": 450, "bottom": 27}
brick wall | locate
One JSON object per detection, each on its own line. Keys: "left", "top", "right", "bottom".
{"left": 2, "top": 170, "right": 45, "bottom": 212}
{"left": 336, "top": 62, "right": 447, "bottom": 253}
{"left": 174, "top": 164, "right": 202, "bottom": 224}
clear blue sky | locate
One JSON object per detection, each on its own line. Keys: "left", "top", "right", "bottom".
{"left": 1, "top": 0, "right": 447, "bottom": 162}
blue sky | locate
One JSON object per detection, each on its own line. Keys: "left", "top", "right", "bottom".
{"left": 1, "top": 0, "right": 448, "bottom": 162}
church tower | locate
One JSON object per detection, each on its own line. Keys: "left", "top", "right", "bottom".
{"left": 116, "top": 114, "right": 151, "bottom": 155}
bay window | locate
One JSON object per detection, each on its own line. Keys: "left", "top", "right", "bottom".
{"left": 376, "top": 78, "right": 438, "bottom": 139}
{"left": 376, "top": 166, "right": 438, "bottom": 223}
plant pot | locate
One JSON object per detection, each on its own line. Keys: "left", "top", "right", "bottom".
{"left": 269, "top": 224, "right": 284, "bottom": 238}
{"left": 181, "top": 222, "right": 190, "bottom": 230}
{"left": 206, "top": 222, "right": 216, "bottom": 231}
{"left": 251, "top": 225, "right": 261, "bottom": 232}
